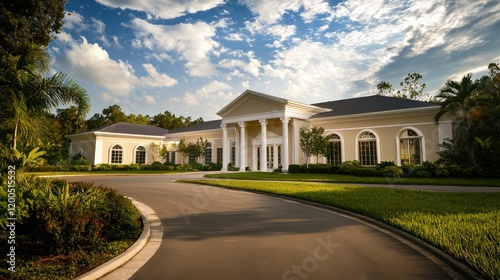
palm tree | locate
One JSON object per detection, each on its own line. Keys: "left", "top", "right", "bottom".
{"left": 0, "top": 45, "right": 90, "bottom": 149}
{"left": 434, "top": 73, "right": 480, "bottom": 165}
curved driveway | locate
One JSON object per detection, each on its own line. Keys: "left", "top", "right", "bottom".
{"left": 66, "top": 173, "right": 469, "bottom": 280}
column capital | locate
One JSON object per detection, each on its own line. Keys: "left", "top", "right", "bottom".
{"left": 259, "top": 119, "right": 267, "bottom": 125}
{"left": 238, "top": 121, "right": 246, "bottom": 128}
{"left": 280, "top": 117, "right": 290, "bottom": 124}
{"left": 221, "top": 123, "right": 227, "bottom": 129}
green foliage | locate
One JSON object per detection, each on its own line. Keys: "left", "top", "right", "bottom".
{"left": 382, "top": 165, "right": 403, "bottom": 177}
{"left": 6, "top": 147, "right": 46, "bottom": 172}
{"left": 0, "top": 0, "right": 66, "bottom": 54}
{"left": 376, "top": 161, "right": 396, "bottom": 169}
{"left": 299, "top": 127, "right": 328, "bottom": 165}
{"left": 338, "top": 160, "right": 362, "bottom": 174}
{"left": 0, "top": 176, "right": 142, "bottom": 256}
{"left": 288, "top": 164, "right": 302, "bottom": 173}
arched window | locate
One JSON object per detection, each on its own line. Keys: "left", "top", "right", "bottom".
{"left": 358, "top": 131, "right": 377, "bottom": 166}
{"left": 205, "top": 142, "right": 212, "bottom": 163}
{"left": 327, "top": 134, "right": 342, "bottom": 166}
{"left": 399, "top": 129, "right": 422, "bottom": 165}
{"left": 135, "top": 146, "right": 146, "bottom": 164}
{"left": 110, "top": 145, "right": 123, "bottom": 164}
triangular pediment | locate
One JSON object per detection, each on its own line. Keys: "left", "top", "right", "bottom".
{"left": 217, "top": 90, "right": 331, "bottom": 120}
{"left": 217, "top": 90, "right": 287, "bottom": 118}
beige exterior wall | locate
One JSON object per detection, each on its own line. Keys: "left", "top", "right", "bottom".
{"left": 68, "top": 133, "right": 168, "bottom": 165}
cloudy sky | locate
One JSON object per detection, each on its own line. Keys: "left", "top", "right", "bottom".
{"left": 50, "top": 0, "right": 500, "bottom": 120}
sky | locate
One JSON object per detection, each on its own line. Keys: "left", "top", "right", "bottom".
{"left": 49, "top": 0, "right": 500, "bottom": 121}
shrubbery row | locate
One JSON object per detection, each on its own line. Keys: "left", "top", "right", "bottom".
{"left": 287, "top": 160, "right": 489, "bottom": 178}
{"left": 31, "top": 161, "right": 223, "bottom": 172}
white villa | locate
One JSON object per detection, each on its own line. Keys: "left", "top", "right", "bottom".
{"left": 67, "top": 90, "right": 452, "bottom": 172}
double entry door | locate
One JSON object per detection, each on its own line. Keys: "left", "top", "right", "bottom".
{"left": 257, "top": 144, "right": 281, "bottom": 170}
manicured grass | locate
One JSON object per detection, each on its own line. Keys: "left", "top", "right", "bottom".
{"left": 205, "top": 172, "right": 500, "bottom": 187}
{"left": 184, "top": 179, "right": 500, "bottom": 279}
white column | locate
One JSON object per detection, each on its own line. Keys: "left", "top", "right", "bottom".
{"left": 273, "top": 144, "right": 278, "bottom": 169}
{"left": 239, "top": 122, "right": 246, "bottom": 171}
{"left": 260, "top": 119, "right": 267, "bottom": 171}
{"left": 281, "top": 117, "right": 289, "bottom": 172}
{"left": 252, "top": 145, "right": 258, "bottom": 171}
{"left": 95, "top": 139, "right": 103, "bottom": 165}
{"left": 221, "top": 124, "right": 228, "bottom": 171}
{"left": 291, "top": 120, "right": 300, "bottom": 164}
{"left": 235, "top": 126, "right": 240, "bottom": 168}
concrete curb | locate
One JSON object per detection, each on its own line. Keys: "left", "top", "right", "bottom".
{"left": 74, "top": 198, "right": 157, "bottom": 280}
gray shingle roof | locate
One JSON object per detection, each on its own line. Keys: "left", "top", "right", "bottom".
{"left": 311, "top": 95, "right": 438, "bottom": 118}
{"left": 90, "top": 122, "right": 169, "bottom": 136}
{"left": 167, "top": 119, "right": 222, "bottom": 134}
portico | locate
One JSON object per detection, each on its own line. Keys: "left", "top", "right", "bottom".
{"left": 217, "top": 90, "right": 331, "bottom": 172}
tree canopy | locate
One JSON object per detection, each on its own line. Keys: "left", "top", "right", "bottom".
{"left": 0, "top": 0, "right": 66, "bottom": 54}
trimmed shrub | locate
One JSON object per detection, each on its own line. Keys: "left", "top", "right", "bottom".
{"left": 288, "top": 164, "right": 301, "bottom": 173}
{"left": 377, "top": 161, "right": 396, "bottom": 170}
{"left": 382, "top": 166, "right": 403, "bottom": 177}
{"left": 307, "top": 164, "right": 331, "bottom": 174}
{"left": 71, "top": 164, "right": 92, "bottom": 172}
{"left": 411, "top": 170, "right": 432, "bottom": 178}
{"left": 94, "top": 164, "right": 112, "bottom": 171}
{"left": 338, "top": 160, "right": 362, "bottom": 174}
{"left": 436, "top": 168, "right": 450, "bottom": 178}
{"left": 421, "top": 161, "right": 438, "bottom": 177}
{"left": 353, "top": 167, "right": 382, "bottom": 177}
{"left": 127, "top": 164, "right": 141, "bottom": 171}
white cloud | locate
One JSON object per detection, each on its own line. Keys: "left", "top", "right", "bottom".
{"left": 63, "top": 11, "right": 86, "bottom": 30}
{"left": 144, "top": 95, "right": 156, "bottom": 104}
{"left": 65, "top": 37, "right": 136, "bottom": 96}
{"left": 242, "top": 0, "right": 332, "bottom": 24}
{"left": 95, "top": 0, "right": 225, "bottom": 19}
{"left": 130, "top": 19, "right": 219, "bottom": 77}
{"left": 140, "top": 64, "right": 178, "bottom": 87}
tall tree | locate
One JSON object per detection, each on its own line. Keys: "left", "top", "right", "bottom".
{"left": 0, "top": 0, "right": 66, "bottom": 54}
{"left": 434, "top": 73, "right": 480, "bottom": 166}
{"left": 376, "top": 81, "right": 394, "bottom": 96}
{"left": 0, "top": 45, "right": 90, "bottom": 149}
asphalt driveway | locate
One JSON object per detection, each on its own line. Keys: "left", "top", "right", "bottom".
{"left": 65, "top": 173, "right": 472, "bottom": 280}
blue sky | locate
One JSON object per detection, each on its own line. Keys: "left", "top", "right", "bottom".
{"left": 49, "top": 0, "right": 500, "bottom": 120}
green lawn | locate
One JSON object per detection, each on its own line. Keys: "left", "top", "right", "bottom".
{"left": 184, "top": 179, "right": 500, "bottom": 279}
{"left": 205, "top": 172, "right": 500, "bottom": 187}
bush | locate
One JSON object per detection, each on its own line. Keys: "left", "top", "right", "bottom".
{"left": 126, "top": 164, "right": 141, "bottom": 171}
{"left": 338, "top": 160, "right": 362, "bottom": 174}
{"left": 353, "top": 167, "right": 382, "bottom": 177}
{"left": 288, "top": 164, "right": 301, "bottom": 173}
{"left": 421, "top": 161, "right": 438, "bottom": 177}
{"left": 377, "top": 161, "right": 396, "bottom": 170}
{"left": 71, "top": 164, "right": 91, "bottom": 172}
{"left": 436, "top": 168, "right": 450, "bottom": 178}
{"left": 1, "top": 177, "right": 142, "bottom": 255}
{"left": 382, "top": 166, "right": 403, "bottom": 177}
{"left": 411, "top": 170, "right": 432, "bottom": 178}
{"left": 94, "top": 164, "right": 112, "bottom": 171}
{"left": 307, "top": 164, "right": 331, "bottom": 174}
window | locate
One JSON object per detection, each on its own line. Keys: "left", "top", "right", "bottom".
{"left": 135, "top": 146, "right": 146, "bottom": 164}
{"left": 205, "top": 142, "right": 212, "bottom": 163}
{"left": 216, "top": 148, "right": 223, "bottom": 164}
{"left": 399, "top": 129, "right": 422, "bottom": 165}
{"left": 111, "top": 145, "right": 123, "bottom": 164}
{"left": 166, "top": 151, "right": 176, "bottom": 164}
{"left": 327, "top": 134, "right": 342, "bottom": 166}
{"left": 358, "top": 132, "right": 377, "bottom": 166}
{"left": 189, "top": 151, "right": 196, "bottom": 164}
{"left": 231, "top": 141, "right": 236, "bottom": 165}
